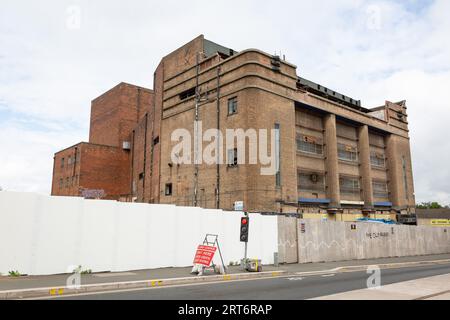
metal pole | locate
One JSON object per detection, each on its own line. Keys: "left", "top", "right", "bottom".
{"left": 215, "top": 238, "right": 226, "bottom": 274}
{"left": 244, "top": 242, "right": 248, "bottom": 261}
{"left": 194, "top": 53, "right": 200, "bottom": 207}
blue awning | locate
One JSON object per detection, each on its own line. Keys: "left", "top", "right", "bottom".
{"left": 299, "top": 198, "right": 331, "bottom": 205}
{"left": 374, "top": 202, "right": 393, "bottom": 207}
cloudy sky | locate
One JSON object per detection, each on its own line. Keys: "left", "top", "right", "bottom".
{"left": 1, "top": 0, "right": 449, "bottom": 204}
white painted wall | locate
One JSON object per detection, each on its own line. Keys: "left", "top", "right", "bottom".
{"left": 0, "top": 192, "right": 278, "bottom": 276}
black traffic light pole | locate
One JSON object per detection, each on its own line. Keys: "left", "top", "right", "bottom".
{"left": 240, "top": 212, "right": 250, "bottom": 267}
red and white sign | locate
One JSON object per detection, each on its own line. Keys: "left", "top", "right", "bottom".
{"left": 193, "top": 245, "right": 217, "bottom": 266}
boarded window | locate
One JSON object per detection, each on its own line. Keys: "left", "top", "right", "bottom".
{"left": 297, "top": 134, "right": 323, "bottom": 155}
{"left": 338, "top": 144, "right": 358, "bottom": 162}
{"left": 340, "top": 176, "right": 360, "bottom": 195}
{"left": 298, "top": 172, "right": 325, "bottom": 192}
{"left": 373, "top": 181, "right": 389, "bottom": 199}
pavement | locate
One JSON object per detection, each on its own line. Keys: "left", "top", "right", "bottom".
{"left": 313, "top": 271, "right": 450, "bottom": 300}
{"left": 50, "top": 262, "right": 450, "bottom": 300}
{"left": 1, "top": 253, "right": 450, "bottom": 299}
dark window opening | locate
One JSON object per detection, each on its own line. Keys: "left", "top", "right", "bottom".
{"left": 165, "top": 183, "right": 173, "bottom": 196}
{"left": 61, "top": 157, "right": 65, "bottom": 168}
{"left": 153, "top": 136, "right": 160, "bottom": 146}
{"left": 179, "top": 88, "right": 196, "bottom": 101}
{"left": 139, "top": 173, "right": 144, "bottom": 180}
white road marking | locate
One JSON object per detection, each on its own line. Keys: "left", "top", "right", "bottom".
{"left": 321, "top": 274, "right": 336, "bottom": 278}
{"left": 287, "top": 277, "right": 304, "bottom": 281}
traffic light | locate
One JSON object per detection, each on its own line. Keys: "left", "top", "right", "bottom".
{"left": 240, "top": 217, "right": 250, "bottom": 242}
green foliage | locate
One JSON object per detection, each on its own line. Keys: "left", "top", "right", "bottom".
{"left": 8, "top": 270, "right": 21, "bottom": 277}
{"left": 416, "top": 202, "right": 449, "bottom": 209}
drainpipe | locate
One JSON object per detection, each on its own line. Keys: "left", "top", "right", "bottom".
{"left": 130, "top": 130, "right": 135, "bottom": 201}
{"left": 142, "top": 113, "right": 149, "bottom": 202}
{"left": 216, "top": 66, "right": 221, "bottom": 209}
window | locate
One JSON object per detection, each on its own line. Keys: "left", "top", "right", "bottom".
{"left": 153, "top": 136, "right": 160, "bottom": 146}
{"left": 61, "top": 157, "right": 65, "bottom": 168}
{"left": 340, "top": 176, "right": 360, "bottom": 195}
{"left": 179, "top": 87, "right": 196, "bottom": 101}
{"left": 373, "top": 181, "right": 389, "bottom": 199}
{"left": 165, "top": 183, "right": 173, "bottom": 196}
{"left": 298, "top": 172, "right": 325, "bottom": 192}
{"left": 297, "top": 135, "right": 323, "bottom": 155}
{"left": 68, "top": 156, "right": 72, "bottom": 166}
{"left": 227, "top": 148, "right": 238, "bottom": 167}
{"left": 228, "top": 97, "right": 238, "bottom": 115}
{"left": 65, "top": 177, "right": 69, "bottom": 188}
{"left": 139, "top": 173, "right": 144, "bottom": 180}
{"left": 370, "top": 151, "right": 385, "bottom": 168}
{"left": 59, "top": 179, "right": 63, "bottom": 189}
{"left": 338, "top": 144, "right": 358, "bottom": 162}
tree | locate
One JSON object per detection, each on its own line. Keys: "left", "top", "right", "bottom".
{"left": 416, "top": 202, "right": 448, "bottom": 209}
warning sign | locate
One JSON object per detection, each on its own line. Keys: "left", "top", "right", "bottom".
{"left": 193, "top": 245, "right": 217, "bottom": 266}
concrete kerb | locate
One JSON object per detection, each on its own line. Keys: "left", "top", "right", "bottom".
{"left": 2, "top": 258, "right": 450, "bottom": 300}
{"left": 0, "top": 270, "right": 288, "bottom": 300}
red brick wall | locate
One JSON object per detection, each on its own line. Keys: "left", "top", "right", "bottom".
{"left": 51, "top": 144, "right": 82, "bottom": 197}
{"left": 89, "top": 83, "right": 153, "bottom": 148}
{"left": 79, "top": 143, "right": 131, "bottom": 200}
{"left": 52, "top": 143, "right": 131, "bottom": 200}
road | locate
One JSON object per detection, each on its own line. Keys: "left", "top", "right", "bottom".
{"left": 51, "top": 263, "right": 450, "bottom": 300}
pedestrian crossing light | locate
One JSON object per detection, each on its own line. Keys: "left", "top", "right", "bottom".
{"left": 240, "top": 217, "right": 250, "bottom": 242}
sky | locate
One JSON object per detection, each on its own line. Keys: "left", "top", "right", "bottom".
{"left": 0, "top": 0, "right": 449, "bottom": 204}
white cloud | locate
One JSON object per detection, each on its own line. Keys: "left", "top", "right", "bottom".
{"left": 0, "top": 0, "right": 449, "bottom": 204}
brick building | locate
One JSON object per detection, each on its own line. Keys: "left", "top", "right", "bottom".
{"left": 51, "top": 82, "right": 154, "bottom": 201}
{"left": 52, "top": 35, "right": 416, "bottom": 222}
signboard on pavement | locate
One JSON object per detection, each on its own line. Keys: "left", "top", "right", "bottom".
{"left": 193, "top": 245, "right": 217, "bottom": 267}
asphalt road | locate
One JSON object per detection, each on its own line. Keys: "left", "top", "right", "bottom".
{"left": 53, "top": 263, "right": 450, "bottom": 300}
